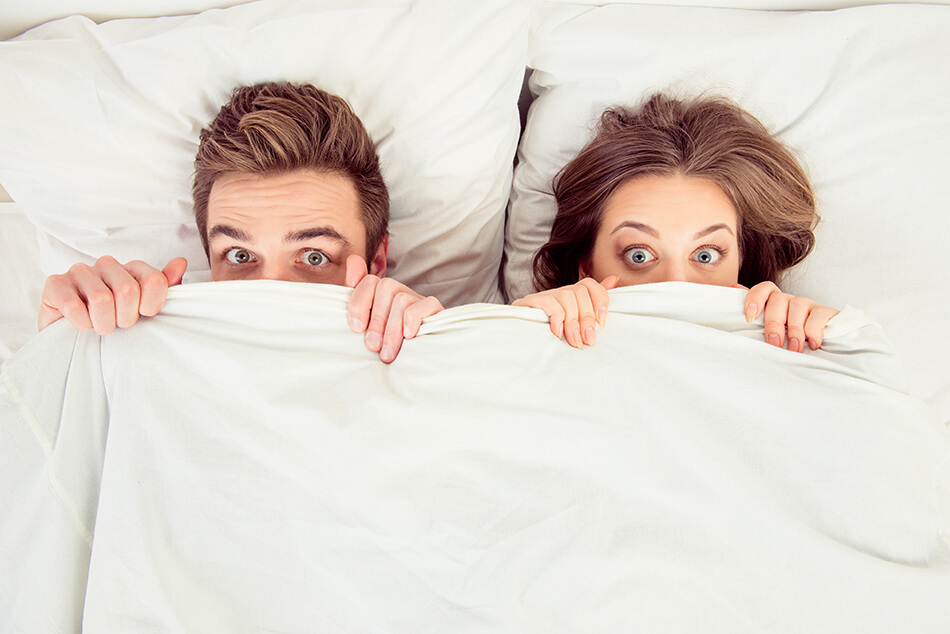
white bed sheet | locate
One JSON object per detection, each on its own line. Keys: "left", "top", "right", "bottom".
{"left": 0, "top": 206, "right": 43, "bottom": 365}
{"left": 2, "top": 282, "right": 948, "bottom": 632}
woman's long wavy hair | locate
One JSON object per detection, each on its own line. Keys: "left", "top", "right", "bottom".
{"left": 532, "top": 93, "right": 818, "bottom": 291}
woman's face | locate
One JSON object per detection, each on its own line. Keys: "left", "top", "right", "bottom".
{"left": 582, "top": 174, "right": 741, "bottom": 288}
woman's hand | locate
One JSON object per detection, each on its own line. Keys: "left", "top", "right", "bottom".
{"left": 513, "top": 276, "right": 619, "bottom": 348}
{"left": 742, "top": 281, "right": 839, "bottom": 352}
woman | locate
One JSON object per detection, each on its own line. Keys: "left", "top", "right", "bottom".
{"left": 513, "top": 93, "right": 839, "bottom": 353}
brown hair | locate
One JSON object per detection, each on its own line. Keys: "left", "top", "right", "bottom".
{"left": 193, "top": 82, "right": 388, "bottom": 260}
{"left": 533, "top": 93, "right": 817, "bottom": 290}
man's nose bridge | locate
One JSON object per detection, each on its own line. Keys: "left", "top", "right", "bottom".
{"left": 260, "top": 260, "right": 295, "bottom": 282}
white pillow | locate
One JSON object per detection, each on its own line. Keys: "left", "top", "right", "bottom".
{"left": 0, "top": 0, "right": 531, "bottom": 306}
{"left": 507, "top": 2, "right": 950, "bottom": 421}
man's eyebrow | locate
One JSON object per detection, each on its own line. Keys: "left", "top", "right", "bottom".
{"left": 610, "top": 221, "right": 659, "bottom": 238}
{"left": 208, "top": 224, "right": 252, "bottom": 243}
{"left": 693, "top": 223, "right": 735, "bottom": 240}
{"left": 284, "top": 226, "right": 352, "bottom": 247}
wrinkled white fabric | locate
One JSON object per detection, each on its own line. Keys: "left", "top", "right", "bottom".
{"left": 2, "top": 281, "right": 948, "bottom": 633}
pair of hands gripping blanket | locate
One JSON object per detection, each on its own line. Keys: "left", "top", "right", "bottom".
{"left": 1, "top": 281, "right": 949, "bottom": 633}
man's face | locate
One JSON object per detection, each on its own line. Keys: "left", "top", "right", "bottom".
{"left": 206, "top": 170, "right": 386, "bottom": 284}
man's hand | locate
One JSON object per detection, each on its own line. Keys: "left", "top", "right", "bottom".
{"left": 741, "top": 281, "right": 840, "bottom": 352}
{"left": 38, "top": 256, "right": 188, "bottom": 334}
{"left": 344, "top": 254, "right": 443, "bottom": 363}
{"left": 512, "top": 276, "right": 619, "bottom": 348}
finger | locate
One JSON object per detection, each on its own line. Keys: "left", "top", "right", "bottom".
{"left": 803, "top": 305, "right": 841, "bottom": 350}
{"left": 346, "top": 274, "right": 379, "bottom": 334}
{"left": 402, "top": 297, "right": 444, "bottom": 339}
{"left": 584, "top": 277, "right": 614, "bottom": 326}
{"left": 162, "top": 257, "right": 188, "bottom": 287}
{"left": 555, "top": 289, "right": 582, "bottom": 349}
{"left": 784, "top": 296, "right": 816, "bottom": 353}
{"left": 600, "top": 275, "right": 620, "bottom": 290}
{"left": 96, "top": 261, "right": 144, "bottom": 329}
{"left": 379, "top": 292, "right": 416, "bottom": 364}
{"left": 38, "top": 273, "right": 86, "bottom": 331}
{"left": 344, "top": 253, "right": 368, "bottom": 289}
{"left": 572, "top": 285, "right": 598, "bottom": 346}
{"left": 365, "top": 278, "right": 405, "bottom": 353}
{"left": 37, "top": 302, "right": 65, "bottom": 332}
{"left": 761, "top": 290, "right": 791, "bottom": 349}
{"left": 513, "top": 292, "right": 566, "bottom": 339}
{"left": 67, "top": 264, "right": 120, "bottom": 335}
{"left": 744, "top": 281, "right": 779, "bottom": 323}
{"left": 128, "top": 260, "right": 178, "bottom": 318}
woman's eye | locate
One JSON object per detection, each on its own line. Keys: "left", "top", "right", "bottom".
{"left": 693, "top": 248, "right": 722, "bottom": 264}
{"left": 302, "top": 250, "right": 328, "bottom": 267}
{"left": 225, "top": 248, "right": 255, "bottom": 264}
{"left": 624, "top": 247, "right": 655, "bottom": 264}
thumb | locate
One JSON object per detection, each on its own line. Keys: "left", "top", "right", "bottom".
{"left": 344, "top": 253, "right": 368, "bottom": 288}
{"left": 600, "top": 275, "right": 621, "bottom": 290}
{"left": 731, "top": 283, "right": 749, "bottom": 290}
{"left": 162, "top": 257, "right": 188, "bottom": 287}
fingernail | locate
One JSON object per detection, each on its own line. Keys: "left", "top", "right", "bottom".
{"left": 571, "top": 328, "right": 582, "bottom": 348}
{"left": 554, "top": 322, "right": 563, "bottom": 339}
{"left": 789, "top": 337, "right": 800, "bottom": 353}
{"left": 404, "top": 325, "right": 412, "bottom": 338}
{"left": 598, "top": 307, "right": 607, "bottom": 326}
{"left": 349, "top": 317, "right": 365, "bottom": 332}
{"left": 380, "top": 345, "right": 394, "bottom": 362}
{"left": 768, "top": 333, "right": 781, "bottom": 347}
{"left": 746, "top": 303, "right": 758, "bottom": 323}
{"left": 365, "top": 331, "right": 382, "bottom": 351}
{"left": 808, "top": 338, "right": 819, "bottom": 350}
{"left": 584, "top": 326, "right": 596, "bottom": 345}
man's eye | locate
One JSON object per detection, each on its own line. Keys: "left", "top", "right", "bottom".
{"left": 693, "top": 248, "right": 722, "bottom": 264}
{"left": 624, "top": 247, "right": 655, "bottom": 264}
{"left": 225, "top": 248, "right": 255, "bottom": 264}
{"left": 302, "top": 250, "right": 328, "bottom": 267}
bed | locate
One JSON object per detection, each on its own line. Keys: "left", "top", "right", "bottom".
{"left": 1, "top": 0, "right": 949, "bottom": 631}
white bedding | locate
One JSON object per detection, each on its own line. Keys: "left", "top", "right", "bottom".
{"left": 2, "top": 282, "right": 948, "bottom": 632}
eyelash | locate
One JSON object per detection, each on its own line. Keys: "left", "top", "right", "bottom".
{"left": 219, "top": 247, "right": 252, "bottom": 266}
{"left": 621, "top": 244, "right": 730, "bottom": 263}
{"left": 697, "top": 244, "right": 729, "bottom": 258}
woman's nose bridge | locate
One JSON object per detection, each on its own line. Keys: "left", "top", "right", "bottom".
{"left": 658, "top": 258, "right": 689, "bottom": 282}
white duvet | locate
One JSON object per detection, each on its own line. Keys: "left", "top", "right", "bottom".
{"left": 2, "top": 281, "right": 949, "bottom": 633}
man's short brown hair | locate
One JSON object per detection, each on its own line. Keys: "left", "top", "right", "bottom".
{"left": 193, "top": 82, "right": 389, "bottom": 261}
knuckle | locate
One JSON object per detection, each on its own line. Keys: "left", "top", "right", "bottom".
{"left": 392, "top": 292, "right": 415, "bottom": 310}
{"left": 94, "top": 255, "right": 119, "bottom": 268}
{"left": 141, "top": 271, "right": 167, "bottom": 290}
{"left": 60, "top": 298, "right": 88, "bottom": 316}
{"left": 69, "top": 262, "right": 92, "bottom": 277}
{"left": 113, "top": 280, "right": 141, "bottom": 300}
{"left": 85, "top": 290, "right": 115, "bottom": 308}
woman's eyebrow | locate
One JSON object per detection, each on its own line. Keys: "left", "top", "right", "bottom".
{"left": 208, "top": 224, "right": 252, "bottom": 243}
{"left": 610, "top": 221, "right": 658, "bottom": 238}
{"left": 284, "top": 226, "right": 351, "bottom": 247}
{"left": 693, "top": 223, "right": 735, "bottom": 239}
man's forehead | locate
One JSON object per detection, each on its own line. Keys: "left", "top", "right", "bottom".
{"left": 206, "top": 170, "right": 366, "bottom": 239}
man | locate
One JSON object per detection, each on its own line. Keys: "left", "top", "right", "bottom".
{"left": 37, "top": 82, "right": 442, "bottom": 363}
